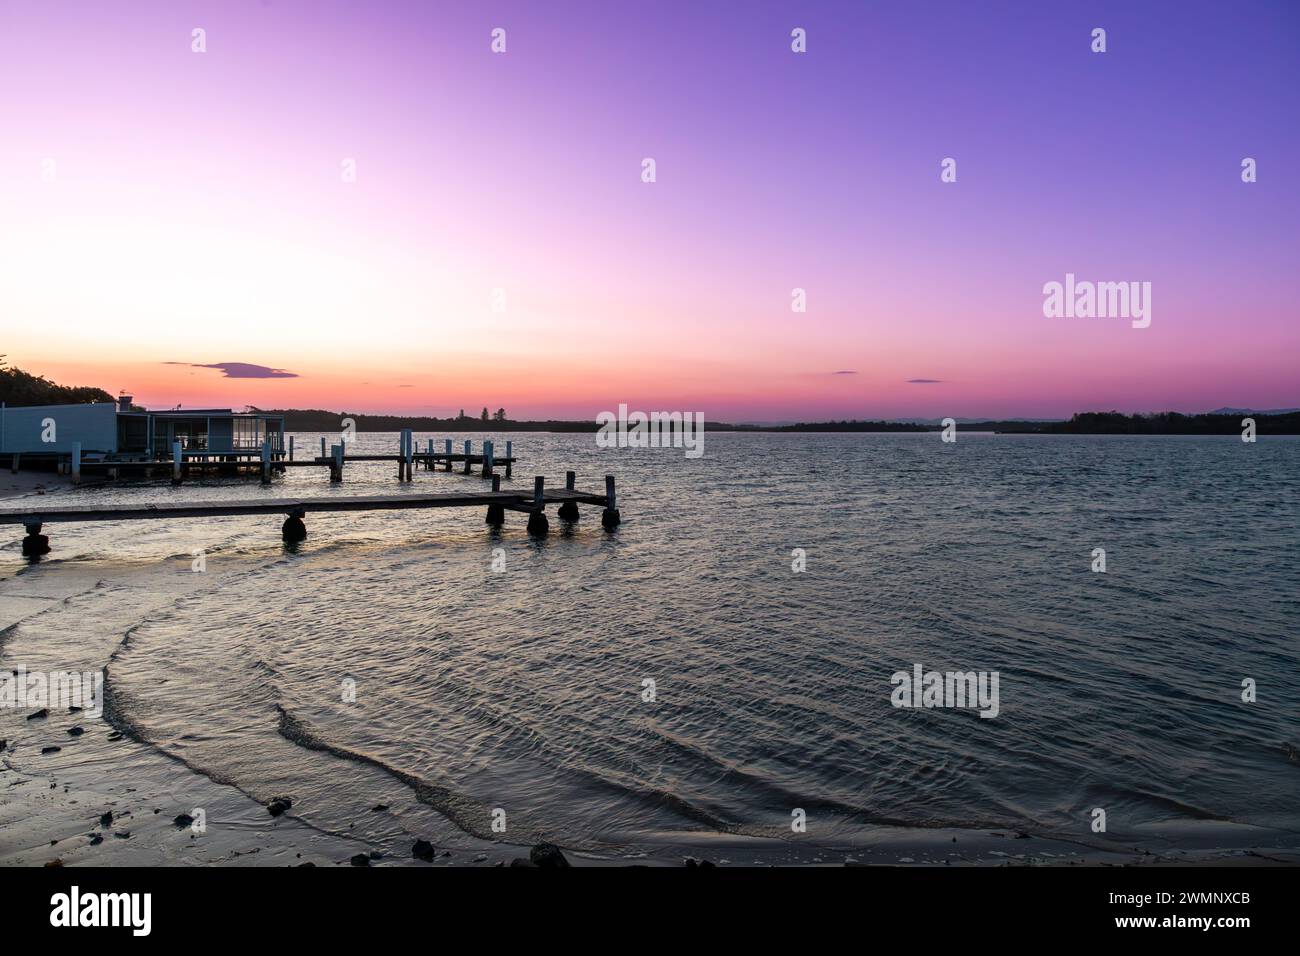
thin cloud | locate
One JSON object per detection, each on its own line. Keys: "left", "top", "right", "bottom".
{"left": 167, "top": 362, "right": 300, "bottom": 379}
{"left": 907, "top": 378, "right": 943, "bottom": 384}
{"left": 831, "top": 370, "right": 857, "bottom": 375}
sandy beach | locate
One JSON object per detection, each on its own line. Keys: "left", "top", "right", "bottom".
{"left": 0, "top": 471, "right": 69, "bottom": 502}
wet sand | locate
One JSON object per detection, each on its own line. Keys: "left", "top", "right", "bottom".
{"left": 0, "top": 471, "right": 69, "bottom": 501}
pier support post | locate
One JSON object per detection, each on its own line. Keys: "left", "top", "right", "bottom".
{"left": 261, "top": 439, "right": 272, "bottom": 485}
{"left": 10, "top": 453, "right": 18, "bottom": 474}
{"left": 483, "top": 440, "right": 494, "bottom": 478}
{"left": 463, "top": 440, "right": 473, "bottom": 474}
{"left": 330, "top": 444, "right": 344, "bottom": 482}
{"left": 282, "top": 507, "right": 307, "bottom": 542}
{"left": 321, "top": 437, "right": 327, "bottom": 459}
{"left": 71, "top": 443, "right": 81, "bottom": 485}
{"left": 289, "top": 436, "right": 294, "bottom": 462}
{"left": 21, "top": 520, "right": 50, "bottom": 557}
{"left": 601, "top": 475, "right": 621, "bottom": 529}
{"left": 444, "top": 439, "right": 452, "bottom": 471}
{"left": 558, "top": 470, "right": 579, "bottom": 521}
{"left": 505, "top": 441, "right": 512, "bottom": 478}
{"left": 427, "top": 439, "right": 434, "bottom": 470}
{"left": 526, "top": 476, "right": 549, "bottom": 536}
{"left": 172, "top": 441, "right": 183, "bottom": 486}
{"left": 485, "top": 473, "right": 505, "bottom": 526}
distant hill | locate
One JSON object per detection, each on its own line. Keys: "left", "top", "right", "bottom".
{"left": 0, "top": 360, "right": 114, "bottom": 407}
{"left": 1207, "top": 407, "right": 1300, "bottom": 416}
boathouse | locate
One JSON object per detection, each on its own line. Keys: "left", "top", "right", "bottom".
{"left": 0, "top": 395, "right": 285, "bottom": 460}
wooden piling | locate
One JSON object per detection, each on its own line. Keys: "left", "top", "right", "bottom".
{"left": 463, "top": 440, "right": 472, "bottom": 474}
{"left": 601, "top": 474, "right": 621, "bottom": 528}
{"left": 71, "top": 443, "right": 81, "bottom": 485}
{"left": 172, "top": 442, "right": 183, "bottom": 486}
{"left": 486, "top": 473, "right": 505, "bottom": 526}
{"left": 289, "top": 436, "right": 295, "bottom": 462}
{"left": 261, "top": 439, "right": 272, "bottom": 485}
{"left": 320, "top": 437, "right": 327, "bottom": 459}
{"left": 558, "top": 470, "right": 580, "bottom": 520}
{"left": 10, "top": 453, "right": 18, "bottom": 474}
{"left": 506, "top": 441, "right": 513, "bottom": 478}
{"left": 527, "top": 475, "right": 549, "bottom": 535}
{"left": 330, "top": 443, "right": 344, "bottom": 482}
{"left": 444, "top": 439, "right": 453, "bottom": 471}
{"left": 483, "top": 440, "right": 494, "bottom": 478}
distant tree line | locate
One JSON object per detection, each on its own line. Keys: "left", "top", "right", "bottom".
{"left": 1041, "top": 411, "right": 1300, "bottom": 435}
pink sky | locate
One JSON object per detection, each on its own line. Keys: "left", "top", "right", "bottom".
{"left": 1, "top": 1, "right": 1296, "bottom": 421}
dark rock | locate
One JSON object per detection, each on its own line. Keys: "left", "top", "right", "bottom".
{"left": 88, "top": 835, "right": 103, "bottom": 846}
{"left": 349, "top": 854, "right": 371, "bottom": 867}
{"left": 68, "top": 706, "right": 83, "bottom": 713}
{"left": 67, "top": 727, "right": 85, "bottom": 737}
{"left": 107, "top": 732, "right": 123, "bottom": 741}
{"left": 529, "top": 843, "right": 571, "bottom": 868}
{"left": 100, "top": 811, "right": 114, "bottom": 827}
{"left": 0, "top": 739, "right": 6, "bottom": 751}
{"left": 266, "top": 796, "right": 293, "bottom": 817}
{"left": 508, "top": 857, "right": 536, "bottom": 867}
{"left": 41, "top": 746, "right": 61, "bottom": 754}
{"left": 114, "top": 831, "right": 130, "bottom": 839}
{"left": 44, "top": 859, "right": 63, "bottom": 867}
{"left": 173, "top": 814, "right": 194, "bottom": 828}
{"left": 371, "top": 804, "right": 388, "bottom": 812}
{"left": 412, "top": 839, "right": 435, "bottom": 862}
{"left": 297, "top": 861, "right": 316, "bottom": 867}
{"left": 27, "top": 709, "right": 49, "bottom": 720}
{"left": 684, "top": 856, "right": 716, "bottom": 868}
{"left": 368, "top": 851, "right": 382, "bottom": 860}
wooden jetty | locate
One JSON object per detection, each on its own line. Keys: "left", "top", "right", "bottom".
{"left": 1, "top": 472, "right": 620, "bottom": 556}
{"left": 21, "top": 433, "right": 517, "bottom": 487}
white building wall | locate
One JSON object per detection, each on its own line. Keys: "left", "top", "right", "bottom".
{"left": 0, "top": 403, "right": 119, "bottom": 454}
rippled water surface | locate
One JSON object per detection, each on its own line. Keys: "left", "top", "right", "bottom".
{"left": 3, "top": 432, "right": 1298, "bottom": 859}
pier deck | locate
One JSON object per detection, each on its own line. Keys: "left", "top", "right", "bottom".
{"left": 1, "top": 471, "right": 621, "bottom": 555}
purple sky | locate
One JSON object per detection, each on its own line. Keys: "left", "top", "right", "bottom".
{"left": 1, "top": 0, "right": 1296, "bottom": 419}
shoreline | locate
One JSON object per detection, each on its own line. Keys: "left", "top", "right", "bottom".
{"left": 3, "top": 720, "right": 1297, "bottom": 867}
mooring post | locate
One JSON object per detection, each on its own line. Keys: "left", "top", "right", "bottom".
{"left": 330, "top": 443, "right": 344, "bottom": 482}
{"left": 505, "top": 441, "right": 513, "bottom": 478}
{"left": 10, "top": 453, "right": 18, "bottom": 474}
{"left": 282, "top": 506, "right": 307, "bottom": 542}
{"left": 289, "top": 436, "right": 294, "bottom": 462}
{"left": 71, "top": 443, "right": 81, "bottom": 485}
{"left": 444, "top": 438, "right": 452, "bottom": 471}
{"left": 261, "top": 438, "right": 272, "bottom": 484}
{"left": 320, "top": 437, "right": 326, "bottom": 459}
{"left": 462, "top": 440, "right": 472, "bottom": 474}
{"left": 397, "top": 430, "right": 406, "bottom": 481}
{"left": 486, "top": 472, "right": 505, "bottom": 526}
{"left": 172, "top": 441, "right": 183, "bottom": 486}
{"left": 526, "top": 475, "right": 549, "bottom": 535}
{"left": 601, "top": 474, "right": 621, "bottom": 529}
{"left": 483, "top": 440, "right": 494, "bottom": 478}
{"left": 558, "top": 470, "right": 580, "bottom": 520}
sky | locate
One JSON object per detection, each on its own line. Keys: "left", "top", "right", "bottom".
{"left": 1, "top": 0, "right": 1296, "bottom": 421}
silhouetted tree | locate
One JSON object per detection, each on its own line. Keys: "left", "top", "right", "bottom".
{"left": 493, "top": 408, "right": 506, "bottom": 422}
{"left": 480, "top": 407, "right": 489, "bottom": 421}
